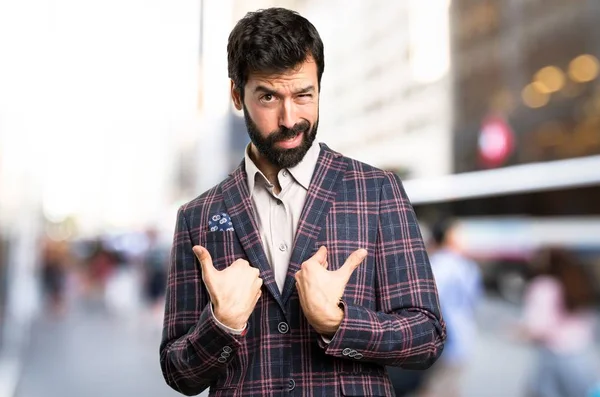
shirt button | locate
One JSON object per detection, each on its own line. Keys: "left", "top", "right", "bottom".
{"left": 277, "top": 322, "right": 289, "bottom": 334}
{"left": 279, "top": 243, "right": 287, "bottom": 252}
{"left": 282, "top": 170, "right": 288, "bottom": 177}
{"left": 288, "top": 379, "right": 295, "bottom": 391}
{"left": 276, "top": 199, "right": 282, "bottom": 205}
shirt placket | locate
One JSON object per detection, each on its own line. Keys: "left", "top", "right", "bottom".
{"left": 270, "top": 171, "right": 293, "bottom": 293}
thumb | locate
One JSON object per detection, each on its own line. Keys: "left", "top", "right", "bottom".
{"left": 193, "top": 245, "right": 216, "bottom": 277}
{"left": 337, "top": 249, "right": 367, "bottom": 281}
{"left": 312, "top": 246, "right": 328, "bottom": 267}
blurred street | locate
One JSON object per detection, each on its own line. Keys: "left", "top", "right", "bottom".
{"left": 14, "top": 297, "right": 184, "bottom": 397}
{"left": 465, "top": 297, "right": 534, "bottom": 397}
{"left": 12, "top": 295, "right": 595, "bottom": 397}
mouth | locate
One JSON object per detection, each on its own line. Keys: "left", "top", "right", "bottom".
{"left": 275, "top": 132, "right": 304, "bottom": 149}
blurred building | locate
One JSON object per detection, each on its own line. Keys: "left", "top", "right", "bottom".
{"left": 306, "top": 0, "right": 453, "bottom": 180}
{"left": 0, "top": 0, "right": 202, "bottom": 380}
{"left": 404, "top": 0, "right": 600, "bottom": 215}
{"left": 452, "top": 0, "right": 600, "bottom": 172}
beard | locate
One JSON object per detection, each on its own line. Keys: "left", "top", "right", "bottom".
{"left": 243, "top": 104, "right": 318, "bottom": 169}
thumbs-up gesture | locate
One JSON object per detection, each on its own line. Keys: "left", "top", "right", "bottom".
{"left": 294, "top": 246, "right": 367, "bottom": 337}
{"left": 193, "top": 245, "right": 263, "bottom": 330}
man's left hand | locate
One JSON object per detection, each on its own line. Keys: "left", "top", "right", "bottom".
{"left": 295, "top": 246, "right": 367, "bottom": 337}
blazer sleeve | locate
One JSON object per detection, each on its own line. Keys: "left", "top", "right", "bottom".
{"left": 321, "top": 172, "right": 446, "bottom": 369}
{"left": 160, "top": 206, "right": 243, "bottom": 396}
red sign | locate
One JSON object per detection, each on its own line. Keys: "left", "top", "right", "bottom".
{"left": 478, "top": 116, "right": 515, "bottom": 168}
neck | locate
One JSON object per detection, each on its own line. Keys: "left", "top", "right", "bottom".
{"left": 249, "top": 144, "right": 281, "bottom": 189}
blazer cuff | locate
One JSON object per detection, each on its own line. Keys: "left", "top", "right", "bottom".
{"left": 183, "top": 303, "right": 246, "bottom": 369}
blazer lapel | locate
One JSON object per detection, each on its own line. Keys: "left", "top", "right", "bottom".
{"left": 221, "top": 162, "right": 285, "bottom": 311}
{"left": 281, "top": 144, "right": 349, "bottom": 304}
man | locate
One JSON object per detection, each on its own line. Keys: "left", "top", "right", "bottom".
{"left": 160, "top": 8, "right": 445, "bottom": 396}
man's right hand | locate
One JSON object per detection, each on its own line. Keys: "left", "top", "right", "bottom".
{"left": 193, "top": 245, "right": 263, "bottom": 330}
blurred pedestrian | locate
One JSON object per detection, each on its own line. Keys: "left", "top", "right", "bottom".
{"left": 86, "top": 240, "right": 117, "bottom": 303}
{"left": 418, "top": 218, "right": 483, "bottom": 397}
{"left": 40, "top": 238, "right": 69, "bottom": 317}
{"left": 142, "top": 228, "right": 168, "bottom": 323}
{"left": 517, "top": 247, "right": 599, "bottom": 397}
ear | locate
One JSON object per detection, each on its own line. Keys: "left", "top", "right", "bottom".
{"left": 231, "top": 80, "right": 243, "bottom": 111}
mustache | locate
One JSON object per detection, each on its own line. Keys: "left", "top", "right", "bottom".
{"left": 269, "top": 120, "right": 311, "bottom": 142}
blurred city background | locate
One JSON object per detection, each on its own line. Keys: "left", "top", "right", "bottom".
{"left": 0, "top": 0, "right": 599, "bottom": 396}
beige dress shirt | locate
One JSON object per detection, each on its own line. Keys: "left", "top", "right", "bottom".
{"left": 244, "top": 140, "right": 321, "bottom": 293}
{"left": 212, "top": 140, "right": 321, "bottom": 333}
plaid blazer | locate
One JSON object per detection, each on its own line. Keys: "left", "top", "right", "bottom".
{"left": 160, "top": 143, "right": 446, "bottom": 397}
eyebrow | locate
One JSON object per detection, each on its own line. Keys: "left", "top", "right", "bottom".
{"left": 294, "top": 85, "right": 315, "bottom": 94}
{"left": 254, "top": 85, "right": 315, "bottom": 95}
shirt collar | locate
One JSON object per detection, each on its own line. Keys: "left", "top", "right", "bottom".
{"left": 244, "top": 140, "right": 321, "bottom": 194}
{"left": 244, "top": 145, "right": 268, "bottom": 195}
{"left": 287, "top": 139, "right": 320, "bottom": 190}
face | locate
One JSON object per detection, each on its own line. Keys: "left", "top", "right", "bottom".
{"left": 231, "top": 57, "right": 319, "bottom": 169}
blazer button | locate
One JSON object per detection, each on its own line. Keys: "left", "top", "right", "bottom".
{"left": 288, "top": 379, "right": 295, "bottom": 391}
{"left": 277, "top": 322, "right": 289, "bottom": 334}
{"left": 223, "top": 346, "right": 232, "bottom": 353}
{"left": 217, "top": 357, "right": 227, "bottom": 363}
{"left": 342, "top": 348, "right": 352, "bottom": 356}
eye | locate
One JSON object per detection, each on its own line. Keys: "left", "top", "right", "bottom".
{"left": 261, "top": 94, "right": 275, "bottom": 103}
{"left": 297, "top": 94, "right": 313, "bottom": 102}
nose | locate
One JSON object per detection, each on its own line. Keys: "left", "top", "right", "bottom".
{"left": 279, "top": 99, "right": 298, "bottom": 129}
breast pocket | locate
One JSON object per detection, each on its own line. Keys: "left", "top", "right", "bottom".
{"left": 201, "top": 231, "right": 246, "bottom": 271}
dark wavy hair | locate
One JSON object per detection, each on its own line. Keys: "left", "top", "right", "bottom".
{"left": 227, "top": 7, "right": 325, "bottom": 98}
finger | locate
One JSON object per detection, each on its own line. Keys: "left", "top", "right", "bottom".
{"left": 337, "top": 249, "right": 367, "bottom": 281}
{"left": 193, "top": 245, "right": 216, "bottom": 277}
{"left": 295, "top": 281, "right": 304, "bottom": 299}
{"left": 311, "top": 246, "right": 327, "bottom": 266}
{"left": 295, "top": 282, "right": 309, "bottom": 312}
{"left": 232, "top": 258, "right": 250, "bottom": 267}
{"left": 252, "top": 289, "right": 262, "bottom": 307}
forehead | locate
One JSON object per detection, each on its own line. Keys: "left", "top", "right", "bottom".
{"left": 246, "top": 58, "right": 318, "bottom": 91}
